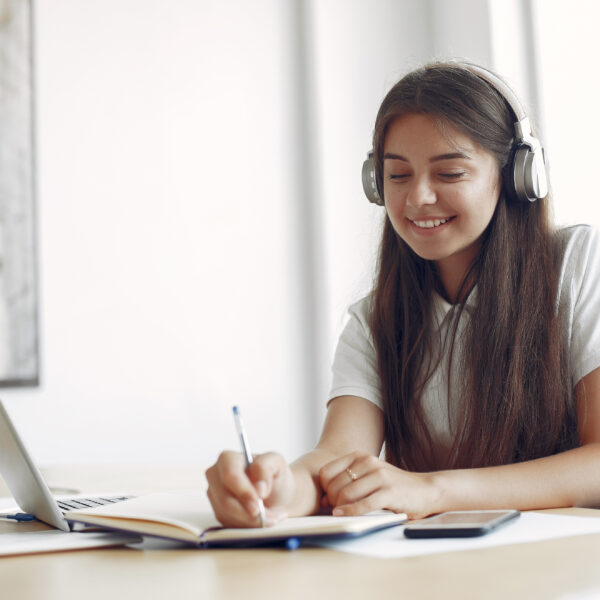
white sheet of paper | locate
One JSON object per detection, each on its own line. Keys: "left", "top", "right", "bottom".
{"left": 314, "top": 513, "right": 600, "bottom": 559}
{"left": 0, "top": 529, "right": 141, "bottom": 557}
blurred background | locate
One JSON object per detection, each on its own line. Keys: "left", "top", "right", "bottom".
{"left": 1, "top": 0, "right": 599, "bottom": 469}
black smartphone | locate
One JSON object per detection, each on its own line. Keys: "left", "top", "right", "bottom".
{"left": 403, "top": 509, "right": 520, "bottom": 538}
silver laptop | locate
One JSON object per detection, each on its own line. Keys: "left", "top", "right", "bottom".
{"left": 0, "top": 399, "right": 130, "bottom": 531}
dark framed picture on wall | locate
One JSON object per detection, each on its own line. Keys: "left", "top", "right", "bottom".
{"left": 0, "top": 0, "right": 39, "bottom": 387}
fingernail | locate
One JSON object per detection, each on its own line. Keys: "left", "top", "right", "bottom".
{"left": 256, "top": 480, "right": 268, "bottom": 498}
{"left": 333, "top": 508, "right": 344, "bottom": 516}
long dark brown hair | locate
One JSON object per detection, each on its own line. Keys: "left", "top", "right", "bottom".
{"left": 369, "top": 62, "right": 578, "bottom": 471}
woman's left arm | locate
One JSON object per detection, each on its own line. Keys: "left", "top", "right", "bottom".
{"left": 321, "top": 366, "right": 600, "bottom": 520}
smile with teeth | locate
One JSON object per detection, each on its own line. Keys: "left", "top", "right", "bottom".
{"left": 409, "top": 217, "right": 453, "bottom": 229}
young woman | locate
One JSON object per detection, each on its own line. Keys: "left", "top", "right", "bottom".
{"left": 206, "top": 62, "right": 600, "bottom": 527}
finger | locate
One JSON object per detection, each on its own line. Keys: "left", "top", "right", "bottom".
{"left": 321, "top": 458, "right": 367, "bottom": 507}
{"left": 215, "top": 451, "right": 263, "bottom": 519}
{"left": 318, "top": 452, "right": 357, "bottom": 490}
{"left": 324, "top": 454, "right": 384, "bottom": 508}
{"left": 247, "top": 452, "right": 286, "bottom": 499}
{"left": 207, "top": 485, "right": 286, "bottom": 528}
{"left": 206, "top": 485, "right": 244, "bottom": 527}
{"left": 330, "top": 470, "right": 382, "bottom": 508}
{"left": 206, "top": 461, "right": 260, "bottom": 527}
{"left": 206, "top": 480, "right": 255, "bottom": 527}
{"left": 319, "top": 453, "right": 360, "bottom": 506}
{"left": 207, "top": 453, "right": 290, "bottom": 527}
{"left": 333, "top": 489, "right": 390, "bottom": 517}
{"left": 332, "top": 454, "right": 384, "bottom": 503}
{"left": 324, "top": 469, "right": 356, "bottom": 508}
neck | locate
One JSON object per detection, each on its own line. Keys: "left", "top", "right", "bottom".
{"left": 436, "top": 254, "right": 477, "bottom": 304}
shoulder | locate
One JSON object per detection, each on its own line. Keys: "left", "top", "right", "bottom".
{"left": 556, "top": 223, "right": 599, "bottom": 256}
{"left": 556, "top": 225, "right": 600, "bottom": 383}
{"left": 557, "top": 224, "right": 600, "bottom": 287}
{"left": 557, "top": 223, "right": 597, "bottom": 244}
{"left": 329, "top": 293, "right": 382, "bottom": 408}
{"left": 344, "top": 293, "right": 377, "bottom": 339}
{"left": 347, "top": 294, "right": 373, "bottom": 323}
{"left": 333, "top": 294, "right": 376, "bottom": 354}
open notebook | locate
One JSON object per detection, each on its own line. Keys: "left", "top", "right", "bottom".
{"left": 64, "top": 493, "right": 407, "bottom": 547}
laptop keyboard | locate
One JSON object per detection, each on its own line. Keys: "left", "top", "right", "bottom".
{"left": 56, "top": 496, "right": 132, "bottom": 513}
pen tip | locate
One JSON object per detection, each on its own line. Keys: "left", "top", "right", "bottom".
{"left": 232, "top": 405, "right": 239, "bottom": 415}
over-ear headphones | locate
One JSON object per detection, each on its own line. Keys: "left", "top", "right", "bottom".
{"left": 362, "top": 63, "right": 548, "bottom": 206}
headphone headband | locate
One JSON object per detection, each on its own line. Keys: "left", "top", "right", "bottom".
{"left": 460, "top": 63, "right": 527, "bottom": 122}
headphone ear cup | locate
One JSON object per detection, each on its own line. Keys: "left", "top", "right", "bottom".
{"left": 507, "top": 144, "right": 548, "bottom": 203}
{"left": 514, "top": 145, "right": 548, "bottom": 202}
{"left": 513, "top": 145, "right": 536, "bottom": 202}
{"left": 362, "top": 154, "right": 384, "bottom": 206}
{"left": 502, "top": 144, "right": 521, "bottom": 202}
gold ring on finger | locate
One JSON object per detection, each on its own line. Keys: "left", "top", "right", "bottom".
{"left": 345, "top": 467, "right": 358, "bottom": 482}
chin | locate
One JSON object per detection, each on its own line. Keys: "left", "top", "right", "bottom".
{"left": 403, "top": 240, "right": 449, "bottom": 262}
{"left": 414, "top": 250, "right": 448, "bottom": 262}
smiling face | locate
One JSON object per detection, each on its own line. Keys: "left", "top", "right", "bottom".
{"left": 382, "top": 113, "right": 501, "bottom": 297}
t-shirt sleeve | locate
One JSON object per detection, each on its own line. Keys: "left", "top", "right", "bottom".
{"left": 563, "top": 226, "right": 600, "bottom": 384}
{"left": 328, "top": 298, "right": 383, "bottom": 409}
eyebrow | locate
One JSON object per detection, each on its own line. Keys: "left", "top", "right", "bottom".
{"left": 383, "top": 152, "right": 472, "bottom": 162}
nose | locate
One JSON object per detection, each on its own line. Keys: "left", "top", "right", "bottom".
{"left": 406, "top": 176, "right": 437, "bottom": 208}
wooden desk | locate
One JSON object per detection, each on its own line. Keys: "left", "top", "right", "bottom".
{"left": 2, "top": 466, "right": 600, "bottom": 600}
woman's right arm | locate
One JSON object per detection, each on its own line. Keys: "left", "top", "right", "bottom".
{"left": 205, "top": 395, "right": 384, "bottom": 527}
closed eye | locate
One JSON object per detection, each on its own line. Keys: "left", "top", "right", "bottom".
{"left": 440, "top": 172, "right": 465, "bottom": 180}
{"left": 388, "top": 174, "right": 410, "bottom": 181}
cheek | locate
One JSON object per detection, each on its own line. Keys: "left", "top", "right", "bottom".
{"left": 479, "top": 182, "right": 501, "bottom": 222}
{"left": 384, "top": 193, "right": 407, "bottom": 222}
{"left": 456, "top": 183, "right": 499, "bottom": 225}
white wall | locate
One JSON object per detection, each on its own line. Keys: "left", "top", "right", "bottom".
{"left": 312, "top": 0, "right": 499, "bottom": 354}
{"left": 5, "top": 0, "right": 308, "bottom": 465}
{"left": 310, "top": 0, "right": 432, "bottom": 383}
{"left": 533, "top": 0, "right": 600, "bottom": 228}
{"left": 1, "top": 0, "right": 499, "bottom": 470}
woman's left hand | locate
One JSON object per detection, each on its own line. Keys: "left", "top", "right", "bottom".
{"left": 318, "top": 452, "right": 442, "bottom": 520}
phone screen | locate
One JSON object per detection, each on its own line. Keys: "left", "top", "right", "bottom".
{"left": 403, "top": 510, "right": 520, "bottom": 538}
{"left": 421, "top": 511, "right": 514, "bottom": 525}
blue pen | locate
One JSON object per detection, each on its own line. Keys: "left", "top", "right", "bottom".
{"left": 0, "top": 512, "right": 36, "bottom": 522}
{"left": 285, "top": 537, "right": 301, "bottom": 551}
{"left": 232, "top": 406, "right": 266, "bottom": 528}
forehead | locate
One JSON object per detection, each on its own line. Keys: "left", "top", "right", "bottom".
{"left": 383, "top": 113, "right": 477, "bottom": 155}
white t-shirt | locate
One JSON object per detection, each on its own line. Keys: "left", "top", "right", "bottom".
{"left": 329, "top": 225, "right": 600, "bottom": 450}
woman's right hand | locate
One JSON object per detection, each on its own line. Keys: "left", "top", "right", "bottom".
{"left": 205, "top": 451, "right": 295, "bottom": 527}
